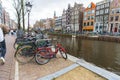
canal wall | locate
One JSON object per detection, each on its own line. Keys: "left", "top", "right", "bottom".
{"left": 48, "top": 33, "right": 120, "bottom": 43}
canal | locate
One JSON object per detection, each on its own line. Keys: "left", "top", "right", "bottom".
{"left": 49, "top": 35, "right": 120, "bottom": 76}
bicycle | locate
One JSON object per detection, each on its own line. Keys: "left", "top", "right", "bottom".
{"left": 14, "top": 30, "right": 43, "bottom": 50}
{"left": 14, "top": 36, "right": 36, "bottom": 50}
{"left": 14, "top": 39, "right": 52, "bottom": 64}
{"left": 35, "top": 41, "right": 68, "bottom": 65}
{"left": 14, "top": 39, "right": 67, "bottom": 65}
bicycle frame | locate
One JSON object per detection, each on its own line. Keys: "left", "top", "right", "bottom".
{"left": 36, "top": 43, "right": 66, "bottom": 58}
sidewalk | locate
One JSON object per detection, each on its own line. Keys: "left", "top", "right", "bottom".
{"left": 0, "top": 35, "right": 120, "bottom": 80}
{"left": 0, "top": 35, "right": 74, "bottom": 80}
{"left": 0, "top": 35, "right": 16, "bottom": 80}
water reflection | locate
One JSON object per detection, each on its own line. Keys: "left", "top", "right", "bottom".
{"left": 49, "top": 35, "right": 120, "bottom": 75}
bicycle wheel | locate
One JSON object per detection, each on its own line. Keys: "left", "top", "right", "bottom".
{"left": 14, "top": 39, "right": 18, "bottom": 49}
{"left": 35, "top": 50, "right": 50, "bottom": 65}
{"left": 59, "top": 50, "right": 67, "bottom": 60}
{"left": 14, "top": 45, "right": 35, "bottom": 64}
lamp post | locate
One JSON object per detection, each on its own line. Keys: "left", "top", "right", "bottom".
{"left": 26, "top": 1, "right": 32, "bottom": 35}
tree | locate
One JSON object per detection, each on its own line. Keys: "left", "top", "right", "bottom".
{"left": 33, "top": 20, "right": 44, "bottom": 28}
{"left": 21, "top": 0, "right": 25, "bottom": 31}
{"left": 39, "top": 20, "right": 44, "bottom": 28}
{"left": 12, "top": 0, "right": 26, "bottom": 30}
{"left": 13, "top": 0, "right": 22, "bottom": 30}
{"left": 50, "top": 19, "right": 54, "bottom": 28}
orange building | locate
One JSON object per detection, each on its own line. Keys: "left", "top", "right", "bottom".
{"left": 83, "top": 2, "right": 96, "bottom": 32}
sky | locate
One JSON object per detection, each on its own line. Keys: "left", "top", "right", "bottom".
{"left": 1, "top": 0, "right": 102, "bottom": 26}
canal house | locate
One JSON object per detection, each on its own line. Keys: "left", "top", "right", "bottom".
{"left": 70, "top": 3, "right": 84, "bottom": 32}
{"left": 62, "top": 3, "right": 84, "bottom": 32}
{"left": 82, "top": 2, "right": 96, "bottom": 32}
{"left": 109, "top": 0, "right": 120, "bottom": 33}
{"left": 94, "top": 0, "right": 111, "bottom": 33}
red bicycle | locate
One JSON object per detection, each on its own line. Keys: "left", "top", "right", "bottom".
{"left": 14, "top": 39, "right": 67, "bottom": 65}
{"left": 35, "top": 41, "right": 68, "bottom": 65}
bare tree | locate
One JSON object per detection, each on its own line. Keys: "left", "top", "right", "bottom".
{"left": 50, "top": 19, "right": 54, "bottom": 28}
{"left": 13, "top": 0, "right": 22, "bottom": 30}
{"left": 21, "top": 0, "right": 25, "bottom": 31}
{"left": 33, "top": 20, "right": 45, "bottom": 28}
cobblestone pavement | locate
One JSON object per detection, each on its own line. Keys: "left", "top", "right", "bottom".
{"left": 0, "top": 35, "right": 16, "bottom": 80}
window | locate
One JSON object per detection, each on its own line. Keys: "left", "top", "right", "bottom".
{"left": 100, "top": 16, "right": 103, "bottom": 21}
{"left": 110, "top": 17, "right": 113, "bottom": 21}
{"left": 95, "top": 26, "right": 98, "bottom": 30}
{"left": 100, "top": 26, "right": 102, "bottom": 29}
{"left": 116, "top": 9, "right": 120, "bottom": 13}
{"left": 105, "top": 3, "right": 109, "bottom": 7}
{"left": 84, "top": 12, "right": 87, "bottom": 16}
{"left": 115, "top": 23, "right": 118, "bottom": 27}
{"left": 100, "top": 10, "right": 104, "bottom": 14}
{"left": 87, "top": 22, "right": 89, "bottom": 26}
{"left": 84, "top": 23, "right": 86, "bottom": 26}
{"left": 111, "top": 9, "right": 115, "bottom": 14}
{"left": 91, "top": 16, "right": 94, "bottom": 20}
{"left": 92, "top": 10, "right": 95, "bottom": 13}
{"left": 96, "top": 16, "right": 99, "bottom": 22}
{"left": 88, "top": 11, "right": 91, "bottom": 14}
{"left": 104, "top": 15, "right": 108, "bottom": 21}
{"left": 96, "top": 6, "right": 100, "bottom": 10}
{"left": 115, "top": 16, "right": 119, "bottom": 21}
{"left": 96, "top": 11, "right": 99, "bottom": 15}
{"left": 91, "top": 22, "right": 93, "bottom": 25}
{"left": 116, "top": 10, "right": 119, "bottom": 13}
{"left": 101, "top": 5, "right": 104, "bottom": 9}
{"left": 84, "top": 17, "right": 87, "bottom": 20}
{"left": 105, "top": 9, "right": 109, "bottom": 13}
{"left": 88, "top": 16, "right": 90, "bottom": 20}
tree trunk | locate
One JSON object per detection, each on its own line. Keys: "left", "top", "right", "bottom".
{"left": 21, "top": 0, "right": 25, "bottom": 31}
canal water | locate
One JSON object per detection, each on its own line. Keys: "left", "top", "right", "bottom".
{"left": 49, "top": 35, "right": 120, "bottom": 76}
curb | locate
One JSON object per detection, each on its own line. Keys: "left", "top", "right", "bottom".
{"left": 68, "top": 54, "right": 120, "bottom": 80}
{"left": 37, "top": 63, "right": 79, "bottom": 80}
{"left": 38, "top": 54, "right": 120, "bottom": 80}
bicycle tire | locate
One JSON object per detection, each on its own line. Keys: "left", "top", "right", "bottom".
{"left": 35, "top": 50, "right": 50, "bottom": 65}
{"left": 14, "top": 38, "right": 21, "bottom": 49}
{"left": 14, "top": 45, "right": 35, "bottom": 64}
{"left": 13, "top": 39, "right": 18, "bottom": 49}
{"left": 59, "top": 50, "right": 67, "bottom": 60}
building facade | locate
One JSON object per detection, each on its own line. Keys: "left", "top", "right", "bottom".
{"left": 61, "top": 9, "right": 67, "bottom": 32}
{"left": 83, "top": 2, "right": 96, "bottom": 32}
{"left": 94, "top": 0, "right": 111, "bottom": 33}
{"left": 62, "top": 3, "right": 84, "bottom": 32}
{"left": 71, "top": 3, "right": 84, "bottom": 32}
{"left": 109, "top": 0, "right": 120, "bottom": 33}
{"left": 66, "top": 4, "right": 72, "bottom": 32}
{"left": 55, "top": 16, "right": 62, "bottom": 30}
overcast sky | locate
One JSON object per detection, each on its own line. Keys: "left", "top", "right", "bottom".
{"left": 1, "top": 0, "right": 101, "bottom": 26}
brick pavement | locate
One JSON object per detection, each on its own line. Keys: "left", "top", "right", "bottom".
{"left": 0, "top": 35, "right": 74, "bottom": 80}
{"left": 19, "top": 54, "right": 73, "bottom": 80}
{"left": 0, "top": 35, "right": 16, "bottom": 80}
{"left": 1, "top": 35, "right": 119, "bottom": 80}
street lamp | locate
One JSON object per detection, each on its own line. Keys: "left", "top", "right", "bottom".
{"left": 26, "top": 1, "right": 32, "bottom": 35}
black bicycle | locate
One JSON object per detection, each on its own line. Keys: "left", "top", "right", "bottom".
{"left": 14, "top": 39, "right": 52, "bottom": 64}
